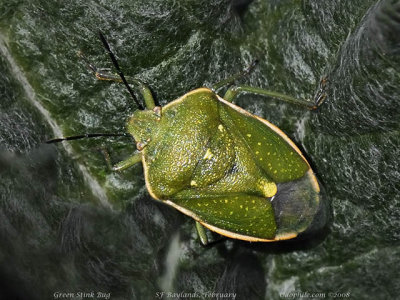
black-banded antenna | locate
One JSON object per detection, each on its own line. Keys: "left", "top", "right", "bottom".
{"left": 98, "top": 31, "right": 144, "bottom": 110}
{"left": 46, "top": 133, "right": 131, "bottom": 144}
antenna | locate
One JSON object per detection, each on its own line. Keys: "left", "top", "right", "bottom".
{"left": 46, "top": 133, "right": 131, "bottom": 144}
{"left": 98, "top": 31, "right": 144, "bottom": 110}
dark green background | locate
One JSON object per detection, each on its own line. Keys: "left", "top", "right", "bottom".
{"left": 0, "top": 0, "right": 399, "bottom": 299}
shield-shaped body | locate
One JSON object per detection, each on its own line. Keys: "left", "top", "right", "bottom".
{"left": 129, "top": 88, "right": 321, "bottom": 242}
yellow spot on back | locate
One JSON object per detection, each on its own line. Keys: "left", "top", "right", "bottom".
{"left": 247, "top": 134, "right": 252, "bottom": 137}
{"left": 203, "top": 148, "right": 214, "bottom": 160}
{"left": 218, "top": 124, "right": 224, "bottom": 132}
{"left": 258, "top": 180, "right": 277, "bottom": 198}
{"left": 190, "top": 180, "right": 197, "bottom": 186}
{"left": 257, "top": 142, "right": 261, "bottom": 145}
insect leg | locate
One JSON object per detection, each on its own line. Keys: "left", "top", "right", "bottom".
{"left": 314, "top": 77, "right": 328, "bottom": 107}
{"left": 223, "top": 85, "right": 323, "bottom": 110}
{"left": 195, "top": 222, "right": 227, "bottom": 246}
{"left": 78, "top": 51, "right": 156, "bottom": 110}
{"left": 195, "top": 221, "right": 209, "bottom": 246}
{"left": 109, "top": 152, "right": 142, "bottom": 172}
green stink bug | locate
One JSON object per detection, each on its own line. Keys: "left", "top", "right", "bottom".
{"left": 48, "top": 32, "right": 326, "bottom": 245}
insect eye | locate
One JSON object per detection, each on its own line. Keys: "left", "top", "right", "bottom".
{"left": 153, "top": 106, "right": 162, "bottom": 118}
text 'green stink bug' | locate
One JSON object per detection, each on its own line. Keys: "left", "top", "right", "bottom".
{"left": 48, "top": 32, "right": 327, "bottom": 245}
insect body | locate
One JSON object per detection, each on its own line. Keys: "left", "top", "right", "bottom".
{"left": 49, "top": 33, "right": 326, "bottom": 244}
{"left": 127, "top": 88, "right": 321, "bottom": 242}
